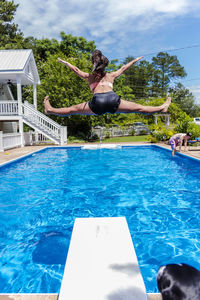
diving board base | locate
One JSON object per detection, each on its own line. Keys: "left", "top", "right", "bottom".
{"left": 59, "top": 217, "right": 147, "bottom": 300}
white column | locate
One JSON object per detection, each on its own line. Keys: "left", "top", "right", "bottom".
{"left": 63, "top": 126, "right": 67, "bottom": 143}
{"left": 33, "top": 83, "right": 37, "bottom": 108}
{"left": 60, "top": 127, "right": 64, "bottom": 145}
{"left": 0, "top": 131, "right": 3, "bottom": 152}
{"left": 17, "top": 76, "right": 22, "bottom": 115}
{"left": 19, "top": 117, "right": 24, "bottom": 148}
{"left": 17, "top": 77, "right": 24, "bottom": 147}
{"left": 166, "top": 115, "right": 170, "bottom": 126}
{"left": 34, "top": 131, "right": 38, "bottom": 143}
{"left": 33, "top": 84, "right": 38, "bottom": 141}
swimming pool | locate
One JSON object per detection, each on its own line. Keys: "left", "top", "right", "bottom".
{"left": 0, "top": 146, "right": 200, "bottom": 293}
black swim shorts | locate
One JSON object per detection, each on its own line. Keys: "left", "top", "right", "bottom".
{"left": 88, "top": 91, "right": 121, "bottom": 115}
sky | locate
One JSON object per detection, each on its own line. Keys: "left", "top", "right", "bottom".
{"left": 14, "top": 0, "right": 200, "bottom": 104}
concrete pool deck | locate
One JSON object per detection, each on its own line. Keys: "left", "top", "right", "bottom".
{"left": 0, "top": 142, "right": 199, "bottom": 299}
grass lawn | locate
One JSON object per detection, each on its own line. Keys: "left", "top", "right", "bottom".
{"left": 101, "top": 135, "right": 148, "bottom": 143}
{"left": 68, "top": 135, "right": 148, "bottom": 144}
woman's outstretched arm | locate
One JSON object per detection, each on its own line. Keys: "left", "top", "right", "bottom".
{"left": 57, "top": 58, "right": 90, "bottom": 79}
{"left": 110, "top": 56, "right": 144, "bottom": 78}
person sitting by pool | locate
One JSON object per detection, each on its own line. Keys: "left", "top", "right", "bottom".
{"left": 169, "top": 132, "right": 192, "bottom": 156}
{"left": 44, "top": 49, "right": 171, "bottom": 116}
{"left": 157, "top": 263, "right": 200, "bottom": 300}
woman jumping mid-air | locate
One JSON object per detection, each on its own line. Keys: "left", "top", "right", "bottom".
{"left": 44, "top": 50, "right": 171, "bottom": 116}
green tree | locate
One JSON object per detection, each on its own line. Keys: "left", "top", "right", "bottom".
{"left": 152, "top": 52, "right": 186, "bottom": 96}
{"left": 174, "top": 111, "right": 200, "bottom": 138}
{"left": 60, "top": 32, "right": 95, "bottom": 57}
{"left": 22, "top": 32, "right": 96, "bottom": 138}
{"left": 169, "top": 83, "right": 200, "bottom": 117}
{"left": 122, "top": 57, "right": 152, "bottom": 99}
{"left": 29, "top": 38, "right": 60, "bottom": 61}
{"left": 122, "top": 54, "right": 187, "bottom": 100}
{"left": 26, "top": 52, "right": 93, "bottom": 137}
{"left": 0, "top": 0, "right": 24, "bottom": 48}
{"left": 28, "top": 32, "right": 96, "bottom": 62}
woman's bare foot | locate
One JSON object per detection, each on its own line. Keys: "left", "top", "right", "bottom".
{"left": 43, "top": 96, "right": 52, "bottom": 114}
{"left": 160, "top": 97, "right": 171, "bottom": 113}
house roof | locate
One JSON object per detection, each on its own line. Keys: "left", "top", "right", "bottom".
{"left": 0, "top": 49, "right": 40, "bottom": 85}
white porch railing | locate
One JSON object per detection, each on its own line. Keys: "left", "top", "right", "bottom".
{"left": 22, "top": 101, "right": 67, "bottom": 145}
{"left": 0, "top": 101, "right": 18, "bottom": 115}
{"left": 0, "top": 100, "right": 67, "bottom": 146}
{"left": 0, "top": 132, "right": 21, "bottom": 151}
{"left": 24, "top": 131, "right": 54, "bottom": 145}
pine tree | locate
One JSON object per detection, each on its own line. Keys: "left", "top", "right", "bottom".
{"left": 152, "top": 52, "right": 186, "bottom": 96}
{"left": 0, "top": 0, "right": 23, "bottom": 48}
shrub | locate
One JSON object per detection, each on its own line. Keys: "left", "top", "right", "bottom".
{"left": 68, "top": 136, "right": 85, "bottom": 143}
{"left": 174, "top": 111, "right": 200, "bottom": 139}
{"left": 148, "top": 124, "right": 174, "bottom": 142}
{"left": 105, "top": 131, "right": 111, "bottom": 139}
{"left": 129, "top": 129, "right": 136, "bottom": 136}
{"left": 147, "top": 135, "right": 159, "bottom": 143}
{"left": 88, "top": 132, "right": 99, "bottom": 141}
{"left": 138, "top": 129, "right": 148, "bottom": 136}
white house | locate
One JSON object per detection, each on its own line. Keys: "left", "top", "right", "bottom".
{"left": 0, "top": 49, "right": 67, "bottom": 151}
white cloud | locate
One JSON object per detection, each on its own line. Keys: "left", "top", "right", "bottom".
{"left": 13, "top": 0, "right": 200, "bottom": 68}
{"left": 13, "top": 0, "right": 200, "bottom": 98}
{"left": 14, "top": 0, "right": 200, "bottom": 40}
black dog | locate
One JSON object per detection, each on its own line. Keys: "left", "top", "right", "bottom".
{"left": 157, "top": 263, "right": 200, "bottom": 300}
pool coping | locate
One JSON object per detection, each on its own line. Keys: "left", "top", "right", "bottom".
{"left": 0, "top": 294, "right": 162, "bottom": 299}
{"left": 0, "top": 143, "right": 199, "bottom": 297}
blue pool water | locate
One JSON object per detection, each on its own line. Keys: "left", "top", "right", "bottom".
{"left": 0, "top": 146, "right": 200, "bottom": 293}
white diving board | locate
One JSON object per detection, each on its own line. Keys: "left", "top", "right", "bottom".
{"left": 59, "top": 217, "right": 148, "bottom": 300}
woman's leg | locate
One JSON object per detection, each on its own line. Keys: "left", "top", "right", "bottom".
{"left": 117, "top": 97, "right": 171, "bottom": 114}
{"left": 43, "top": 96, "right": 95, "bottom": 116}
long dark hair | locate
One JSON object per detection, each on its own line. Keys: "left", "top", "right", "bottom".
{"left": 91, "top": 50, "right": 109, "bottom": 78}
